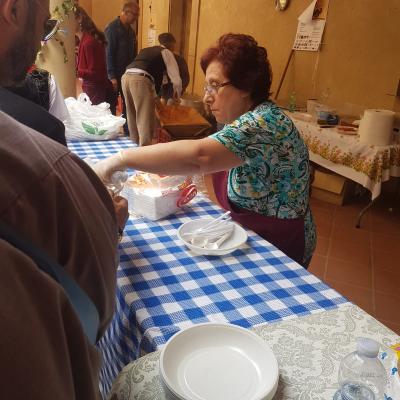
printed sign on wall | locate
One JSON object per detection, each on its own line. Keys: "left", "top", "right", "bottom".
{"left": 293, "top": 0, "right": 330, "bottom": 52}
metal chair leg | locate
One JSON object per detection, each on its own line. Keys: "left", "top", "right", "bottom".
{"left": 355, "top": 197, "right": 378, "bottom": 228}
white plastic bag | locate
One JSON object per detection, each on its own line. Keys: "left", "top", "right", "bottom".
{"left": 64, "top": 93, "right": 126, "bottom": 141}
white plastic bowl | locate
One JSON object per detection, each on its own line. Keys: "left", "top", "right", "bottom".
{"left": 177, "top": 218, "right": 248, "bottom": 256}
{"left": 159, "top": 323, "right": 279, "bottom": 400}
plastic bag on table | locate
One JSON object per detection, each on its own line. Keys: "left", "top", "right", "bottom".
{"left": 64, "top": 93, "right": 125, "bottom": 141}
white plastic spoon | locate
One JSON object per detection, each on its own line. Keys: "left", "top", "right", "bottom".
{"left": 190, "top": 236, "right": 209, "bottom": 247}
{"left": 204, "top": 231, "right": 233, "bottom": 250}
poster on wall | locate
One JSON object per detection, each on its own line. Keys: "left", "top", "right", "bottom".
{"left": 292, "top": 0, "right": 330, "bottom": 51}
{"left": 147, "top": 27, "right": 157, "bottom": 46}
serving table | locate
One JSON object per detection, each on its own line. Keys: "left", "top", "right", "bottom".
{"left": 108, "top": 304, "right": 400, "bottom": 400}
{"left": 69, "top": 139, "right": 348, "bottom": 397}
{"left": 292, "top": 116, "right": 400, "bottom": 226}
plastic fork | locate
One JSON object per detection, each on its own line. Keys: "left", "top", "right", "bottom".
{"left": 194, "top": 211, "right": 231, "bottom": 234}
{"left": 182, "top": 223, "right": 233, "bottom": 242}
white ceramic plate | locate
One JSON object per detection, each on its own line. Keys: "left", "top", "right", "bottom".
{"left": 177, "top": 218, "right": 248, "bottom": 256}
{"left": 159, "top": 323, "right": 279, "bottom": 400}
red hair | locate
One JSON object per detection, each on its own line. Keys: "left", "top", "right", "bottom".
{"left": 200, "top": 33, "right": 272, "bottom": 105}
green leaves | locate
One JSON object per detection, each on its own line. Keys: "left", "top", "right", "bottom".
{"left": 50, "top": 1, "right": 76, "bottom": 63}
{"left": 81, "top": 122, "right": 108, "bottom": 136}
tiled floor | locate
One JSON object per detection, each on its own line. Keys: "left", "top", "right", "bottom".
{"left": 308, "top": 188, "right": 400, "bottom": 335}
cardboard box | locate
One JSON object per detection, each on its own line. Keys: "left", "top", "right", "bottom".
{"left": 311, "top": 168, "right": 354, "bottom": 206}
{"left": 156, "top": 104, "right": 211, "bottom": 140}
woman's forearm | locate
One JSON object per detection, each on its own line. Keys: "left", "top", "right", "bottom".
{"left": 120, "top": 138, "right": 241, "bottom": 175}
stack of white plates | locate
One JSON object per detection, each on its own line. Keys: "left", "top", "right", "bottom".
{"left": 159, "top": 323, "right": 279, "bottom": 400}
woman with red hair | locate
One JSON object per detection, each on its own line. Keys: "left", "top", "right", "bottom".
{"left": 75, "top": 6, "right": 115, "bottom": 109}
{"left": 93, "top": 33, "right": 316, "bottom": 267}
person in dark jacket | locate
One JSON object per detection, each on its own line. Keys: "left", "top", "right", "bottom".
{"left": 158, "top": 33, "right": 190, "bottom": 102}
{"left": 0, "top": 87, "right": 67, "bottom": 146}
{"left": 7, "top": 66, "right": 70, "bottom": 122}
{"left": 3, "top": 64, "right": 69, "bottom": 146}
{"left": 105, "top": 1, "right": 139, "bottom": 118}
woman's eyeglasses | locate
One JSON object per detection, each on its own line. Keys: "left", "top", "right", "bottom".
{"left": 203, "top": 81, "right": 232, "bottom": 96}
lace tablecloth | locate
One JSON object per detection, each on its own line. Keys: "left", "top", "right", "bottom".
{"left": 108, "top": 304, "right": 399, "bottom": 400}
{"left": 292, "top": 117, "right": 400, "bottom": 200}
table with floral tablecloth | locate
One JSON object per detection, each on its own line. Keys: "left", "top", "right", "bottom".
{"left": 108, "top": 304, "right": 400, "bottom": 400}
{"left": 292, "top": 117, "right": 400, "bottom": 200}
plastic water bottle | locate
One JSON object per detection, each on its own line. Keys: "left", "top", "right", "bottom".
{"left": 334, "top": 337, "right": 387, "bottom": 400}
{"left": 84, "top": 158, "right": 128, "bottom": 195}
{"left": 107, "top": 170, "right": 128, "bottom": 195}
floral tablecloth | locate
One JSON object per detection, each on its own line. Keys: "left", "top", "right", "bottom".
{"left": 292, "top": 118, "right": 400, "bottom": 199}
{"left": 108, "top": 304, "right": 400, "bottom": 400}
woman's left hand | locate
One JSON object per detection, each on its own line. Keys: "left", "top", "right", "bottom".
{"left": 92, "top": 154, "right": 125, "bottom": 184}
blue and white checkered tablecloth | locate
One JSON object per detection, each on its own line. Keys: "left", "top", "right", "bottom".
{"left": 68, "top": 138, "right": 136, "bottom": 160}
{"left": 68, "top": 139, "right": 349, "bottom": 397}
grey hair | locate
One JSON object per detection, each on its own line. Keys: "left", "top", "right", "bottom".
{"left": 122, "top": 1, "right": 138, "bottom": 11}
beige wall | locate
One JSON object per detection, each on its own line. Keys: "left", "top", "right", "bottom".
{"left": 82, "top": 0, "right": 400, "bottom": 114}
{"left": 139, "top": 0, "right": 170, "bottom": 49}
{"left": 79, "top": 0, "right": 92, "bottom": 15}
{"left": 168, "top": 0, "right": 185, "bottom": 53}
{"left": 91, "top": 0, "right": 122, "bottom": 30}
{"left": 191, "top": 0, "right": 400, "bottom": 114}
{"left": 37, "top": 0, "right": 76, "bottom": 98}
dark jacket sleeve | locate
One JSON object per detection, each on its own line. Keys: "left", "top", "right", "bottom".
{"left": 0, "top": 88, "right": 67, "bottom": 146}
{"left": 105, "top": 24, "right": 117, "bottom": 80}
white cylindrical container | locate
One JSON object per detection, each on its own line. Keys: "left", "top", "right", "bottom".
{"left": 358, "top": 109, "right": 395, "bottom": 146}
